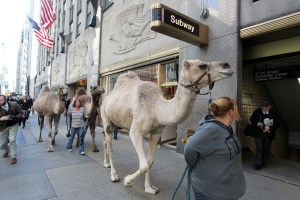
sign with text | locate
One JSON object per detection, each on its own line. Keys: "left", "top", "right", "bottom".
{"left": 150, "top": 3, "right": 208, "bottom": 46}
{"left": 254, "top": 67, "right": 300, "bottom": 81}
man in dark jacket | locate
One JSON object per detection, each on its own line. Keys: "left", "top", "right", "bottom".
{"left": 0, "top": 95, "right": 23, "bottom": 165}
{"left": 250, "top": 101, "right": 281, "bottom": 170}
{"left": 18, "top": 95, "right": 31, "bottom": 128}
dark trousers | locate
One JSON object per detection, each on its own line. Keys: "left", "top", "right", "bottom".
{"left": 19, "top": 110, "right": 29, "bottom": 127}
{"left": 254, "top": 134, "right": 273, "bottom": 167}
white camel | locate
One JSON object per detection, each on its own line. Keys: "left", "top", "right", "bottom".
{"left": 67, "top": 86, "right": 105, "bottom": 152}
{"left": 32, "top": 85, "right": 69, "bottom": 152}
{"left": 100, "top": 59, "right": 234, "bottom": 194}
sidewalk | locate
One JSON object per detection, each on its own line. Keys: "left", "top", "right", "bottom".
{"left": 1, "top": 113, "right": 300, "bottom": 200}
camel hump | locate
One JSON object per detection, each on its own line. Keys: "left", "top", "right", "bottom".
{"left": 115, "top": 71, "right": 140, "bottom": 88}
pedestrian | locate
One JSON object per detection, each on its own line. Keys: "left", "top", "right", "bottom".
{"left": 18, "top": 95, "right": 31, "bottom": 128}
{"left": 250, "top": 101, "right": 281, "bottom": 170}
{"left": 184, "top": 96, "right": 246, "bottom": 200}
{"left": 0, "top": 95, "right": 23, "bottom": 165}
{"left": 66, "top": 99, "right": 86, "bottom": 155}
{"left": 113, "top": 128, "right": 118, "bottom": 140}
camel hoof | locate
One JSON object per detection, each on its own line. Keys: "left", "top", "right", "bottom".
{"left": 111, "top": 173, "right": 120, "bottom": 182}
{"left": 104, "top": 162, "right": 111, "bottom": 168}
{"left": 145, "top": 185, "right": 159, "bottom": 195}
{"left": 47, "top": 147, "right": 54, "bottom": 152}
{"left": 123, "top": 175, "right": 134, "bottom": 187}
{"left": 92, "top": 147, "right": 99, "bottom": 152}
{"left": 38, "top": 139, "right": 43, "bottom": 142}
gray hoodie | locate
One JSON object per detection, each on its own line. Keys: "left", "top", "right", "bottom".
{"left": 184, "top": 115, "right": 246, "bottom": 200}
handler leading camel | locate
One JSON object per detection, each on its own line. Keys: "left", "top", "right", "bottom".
{"left": 100, "top": 59, "right": 234, "bottom": 194}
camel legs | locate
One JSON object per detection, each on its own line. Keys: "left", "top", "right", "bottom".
{"left": 103, "top": 128, "right": 119, "bottom": 182}
{"left": 144, "top": 133, "right": 161, "bottom": 194}
{"left": 52, "top": 116, "right": 60, "bottom": 146}
{"left": 89, "top": 120, "right": 99, "bottom": 152}
{"left": 38, "top": 115, "right": 44, "bottom": 142}
{"left": 45, "top": 116, "right": 54, "bottom": 152}
{"left": 123, "top": 128, "right": 149, "bottom": 189}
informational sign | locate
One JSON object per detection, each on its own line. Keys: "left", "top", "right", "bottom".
{"left": 254, "top": 67, "right": 300, "bottom": 82}
{"left": 150, "top": 3, "right": 208, "bottom": 46}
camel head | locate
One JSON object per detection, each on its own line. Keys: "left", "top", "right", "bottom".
{"left": 90, "top": 85, "right": 105, "bottom": 98}
{"left": 179, "top": 59, "right": 234, "bottom": 93}
{"left": 58, "top": 85, "right": 69, "bottom": 101}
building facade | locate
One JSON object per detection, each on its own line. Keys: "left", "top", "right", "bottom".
{"left": 34, "top": 0, "right": 300, "bottom": 161}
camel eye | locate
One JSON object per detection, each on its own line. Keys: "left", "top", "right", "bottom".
{"left": 198, "top": 63, "right": 207, "bottom": 70}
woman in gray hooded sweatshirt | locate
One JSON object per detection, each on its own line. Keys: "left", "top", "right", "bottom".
{"left": 184, "top": 96, "right": 246, "bottom": 200}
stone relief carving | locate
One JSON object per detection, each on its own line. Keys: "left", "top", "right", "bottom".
{"left": 110, "top": 4, "right": 156, "bottom": 54}
{"left": 52, "top": 63, "right": 59, "bottom": 85}
{"left": 68, "top": 41, "right": 88, "bottom": 80}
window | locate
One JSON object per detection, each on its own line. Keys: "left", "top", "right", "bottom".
{"left": 76, "top": 12, "right": 82, "bottom": 37}
{"left": 103, "top": 0, "right": 114, "bottom": 10}
{"left": 76, "top": 0, "right": 82, "bottom": 36}
{"left": 86, "top": 0, "right": 93, "bottom": 28}
{"left": 62, "top": 1, "right": 66, "bottom": 31}
{"left": 56, "top": 35, "right": 59, "bottom": 56}
{"left": 68, "top": 0, "right": 74, "bottom": 44}
{"left": 101, "top": 58, "right": 178, "bottom": 96}
{"left": 77, "top": 0, "right": 82, "bottom": 13}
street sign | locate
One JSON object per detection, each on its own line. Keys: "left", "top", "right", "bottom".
{"left": 254, "top": 66, "right": 300, "bottom": 81}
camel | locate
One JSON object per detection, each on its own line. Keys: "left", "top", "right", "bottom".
{"left": 100, "top": 59, "right": 234, "bottom": 194}
{"left": 67, "top": 86, "right": 105, "bottom": 152}
{"left": 32, "top": 85, "right": 69, "bottom": 152}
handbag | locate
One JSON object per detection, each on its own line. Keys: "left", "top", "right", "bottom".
{"left": 243, "top": 124, "right": 261, "bottom": 137}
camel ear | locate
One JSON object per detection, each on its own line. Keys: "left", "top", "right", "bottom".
{"left": 183, "top": 60, "right": 189, "bottom": 68}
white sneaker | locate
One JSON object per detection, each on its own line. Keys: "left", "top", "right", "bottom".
{"left": 80, "top": 151, "right": 85, "bottom": 155}
{"left": 67, "top": 149, "right": 73, "bottom": 152}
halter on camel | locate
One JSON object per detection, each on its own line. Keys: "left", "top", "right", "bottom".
{"left": 179, "top": 63, "right": 214, "bottom": 95}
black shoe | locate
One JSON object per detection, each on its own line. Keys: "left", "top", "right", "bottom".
{"left": 254, "top": 164, "right": 262, "bottom": 170}
{"left": 22, "top": 126, "right": 25, "bottom": 129}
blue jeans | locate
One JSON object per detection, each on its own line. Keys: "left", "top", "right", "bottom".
{"left": 67, "top": 127, "right": 85, "bottom": 153}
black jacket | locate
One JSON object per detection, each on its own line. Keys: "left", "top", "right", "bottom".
{"left": 250, "top": 108, "right": 281, "bottom": 139}
{"left": 0, "top": 102, "right": 23, "bottom": 131}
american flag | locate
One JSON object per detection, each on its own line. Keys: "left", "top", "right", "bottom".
{"left": 40, "top": 0, "right": 56, "bottom": 29}
{"left": 28, "top": 16, "right": 53, "bottom": 48}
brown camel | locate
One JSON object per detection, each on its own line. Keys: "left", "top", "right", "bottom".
{"left": 68, "top": 86, "right": 105, "bottom": 152}
{"left": 32, "top": 85, "right": 69, "bottom": 152}
{"left": 100, "top": 59, "right": 234, "bottom": 194}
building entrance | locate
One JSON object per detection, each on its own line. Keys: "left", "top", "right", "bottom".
{"left": 241, "top": 53, "right": 300, "bottom": 162}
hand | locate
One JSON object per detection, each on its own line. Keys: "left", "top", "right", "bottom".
{"left": 264, "top": 126, "right": 270, "bottom": 133}
{"left": 0, "top": 115, "right": 10, "bottom": 121}
{"left": 257, "top": 122, "right": 263, "bottom": 127}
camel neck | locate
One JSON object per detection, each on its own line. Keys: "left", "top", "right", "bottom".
{"left": 156, "top": 84, "right": 197, "bottom": 125}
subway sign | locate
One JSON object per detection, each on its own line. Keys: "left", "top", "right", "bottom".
{"left": 150, "top": 3, "right": 208, "bottom": 46}
{"left": 254, "top": 66, "right": 300, "bottom": 81}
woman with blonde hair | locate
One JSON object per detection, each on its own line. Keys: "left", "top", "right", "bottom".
{"left": 184, "top": 96, "right": 246, "bottom": 200}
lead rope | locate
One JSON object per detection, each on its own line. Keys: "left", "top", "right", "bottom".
{"left": 171, "top": 165, "right": 192, "bottom": 200}
{"left": 171, "top": 93, "right": 212, "bottom": 200}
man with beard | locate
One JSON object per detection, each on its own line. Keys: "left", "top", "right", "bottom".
{"left": 0, "top": 95, "right": 23, "bottom": 165}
